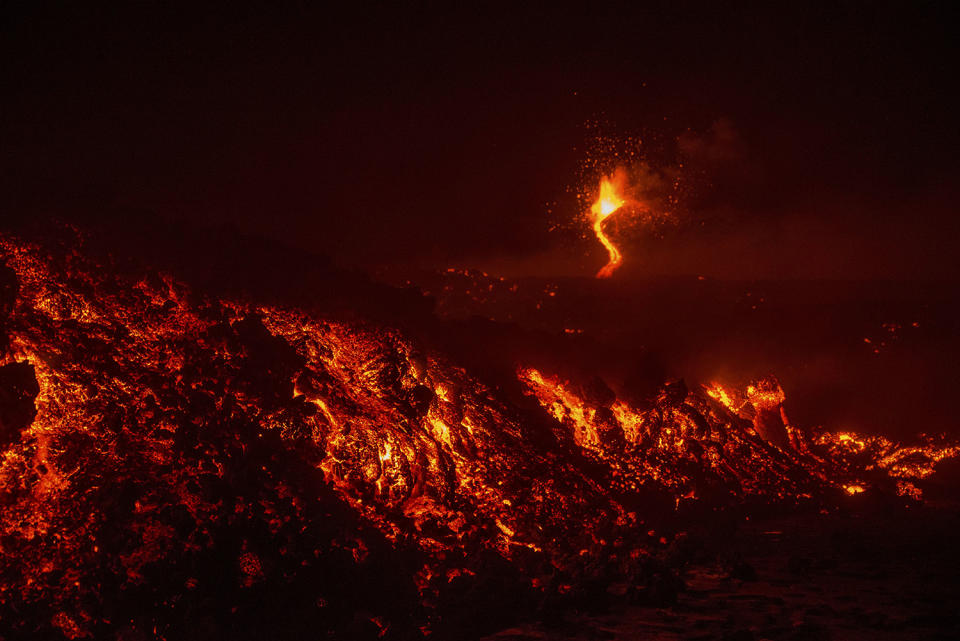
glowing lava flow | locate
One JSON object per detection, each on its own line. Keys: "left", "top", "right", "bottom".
{"left": 3, "top": 231, "right": 959, "bottom": 639}
{"left": 590, "top": 172, "right": 627, "bottom": 278}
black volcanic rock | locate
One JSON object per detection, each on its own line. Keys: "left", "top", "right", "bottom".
{"left": 0, "top": 263, "right": 17, "bottom": 354}
{"left": 0, "top": 361, "right": 38, "bottom": 448}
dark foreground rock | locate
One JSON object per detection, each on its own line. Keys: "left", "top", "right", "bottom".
{"left": 481, "top": 505, "right": 960, "bottom": 641}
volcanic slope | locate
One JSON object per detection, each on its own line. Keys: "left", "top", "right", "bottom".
{"left": 0, "top": 233, "right": 954, "bottom": 640}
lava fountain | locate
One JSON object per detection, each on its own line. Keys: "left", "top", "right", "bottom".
{"left": 590, "top": 170, "right": 627, "bottom": 278}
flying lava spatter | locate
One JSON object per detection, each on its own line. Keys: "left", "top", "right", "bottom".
{"left": 590, "top": 171, "right": 627, "bottom": 278}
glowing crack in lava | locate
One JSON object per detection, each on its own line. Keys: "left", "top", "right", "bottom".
{"left": 590, "top": 171, "right": 627, "bottom": 278}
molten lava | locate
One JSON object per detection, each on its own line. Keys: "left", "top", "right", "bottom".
{"left": 0, "top": 231, "right": 958, "bottom": 639}
{"left": 590, "top": 171, "right": 627, "bottom": 278}
{"left": 519, "top": 367, "right": 958, "bottom": 501}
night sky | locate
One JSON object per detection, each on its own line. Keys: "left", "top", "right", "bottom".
{"left": 3, "top": 3, "right": 959, "bottom": 279}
